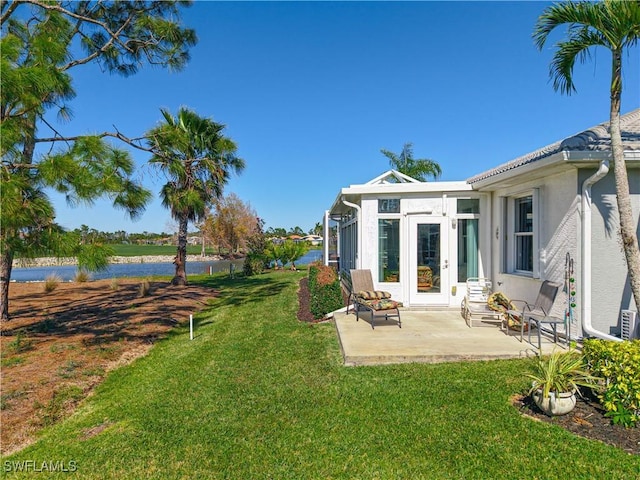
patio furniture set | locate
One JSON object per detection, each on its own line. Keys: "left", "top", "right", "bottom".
{"left": 346, "top": 269, "right": 570, "bottom": 350}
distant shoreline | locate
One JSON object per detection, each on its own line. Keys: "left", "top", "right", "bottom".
{"left": 13, "top": 254, "right": 226, "bottom": 268}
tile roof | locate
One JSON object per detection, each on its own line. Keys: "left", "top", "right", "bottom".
{"left": 467, "top": 108, "right": 640, "bottom": 184}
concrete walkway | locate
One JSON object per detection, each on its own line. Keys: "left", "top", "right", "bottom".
{"left": 334, "top": 308, "right": 570, "bottom": 366}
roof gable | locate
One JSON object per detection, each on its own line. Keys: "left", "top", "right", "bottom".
{"left": 363, "top": 169, "right": 421, "bottom": 185}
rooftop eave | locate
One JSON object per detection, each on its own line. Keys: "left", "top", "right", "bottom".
{"left": 468, "top": 151, "right": 569, "bottom": 191}
{"left": 468, "top": 149, "right": 640, "bottom": 191}
{"left": 328, "top": 181, "right": 472, "bottom": 215}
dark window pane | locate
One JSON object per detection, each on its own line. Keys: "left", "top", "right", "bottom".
{"left": 457, "top": 199, "right": 480, "bottom": 214}
{"left": 515, "top": 197, "right": 533, "bottom": 233}
{"left": 516, "top": 235, "right": 533, "bottom": 272}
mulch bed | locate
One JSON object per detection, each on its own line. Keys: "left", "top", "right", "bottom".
{"left": 297, "top": 279, "right": 639, "bottom": 455}
{"left": 1, "top": 279, "right": 215, "bottom": 455}
{"left": 513, "top": 391, "right": 639, "bottom": 455}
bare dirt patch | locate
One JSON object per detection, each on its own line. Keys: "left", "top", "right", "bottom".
{"left": 0, "top": 278, "right": 215, "bottom": 455}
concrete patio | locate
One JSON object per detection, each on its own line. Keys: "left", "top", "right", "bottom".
{"left": 334, "top": 308, "right": 570, "bottom": 366}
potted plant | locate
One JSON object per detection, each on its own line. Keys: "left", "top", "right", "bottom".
{"left": 526, "top": 350, "right": 596, "bottom": 416}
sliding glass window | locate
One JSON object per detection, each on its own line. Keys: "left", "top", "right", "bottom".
{"left": 378, "top": 219, "right": 400, "bottom": 282}
{"left": 458, "top": 219, "right": 479, "bottom": 282}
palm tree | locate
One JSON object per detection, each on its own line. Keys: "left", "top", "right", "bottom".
{"left": 147, "top": 108, "right": 244, "bottom": 285}
{"left": 533, "top": 0, "right": 640, "bottom": 312}
{"left": 380, "top": 142, "right": 442, "bottom": 181}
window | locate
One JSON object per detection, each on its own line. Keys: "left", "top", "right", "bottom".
{"left": 458, "top": 219, "right": 479, "bottom": 282}
{"left": 457, "top": 198, "right": 480, "bottom": 214}
{"left": 514, "top": 196, "right": 533, "bottom": 272}
{"left": 378, "top": 199, "right": 400, "bottom": 213}
{"left": 378, "top": 219, "right": 400, "bottom": 282}
{"left": 457, "top": 199, "right": 480, "bottom": 282}
{"left": 502, "top": 192, "right": 538, "bottom": 276}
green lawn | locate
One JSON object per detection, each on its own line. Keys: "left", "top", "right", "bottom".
{"left": 3, "top": 272, "right": 637, "bottom": 479}
{"left": 108, "top": 244, "right": 219, "bottom": 256}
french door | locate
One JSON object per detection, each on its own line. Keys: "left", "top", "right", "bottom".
{"left": 409, "top": 216, "right": 449, "bottom": 305}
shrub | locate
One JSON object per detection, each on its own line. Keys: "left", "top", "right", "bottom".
{"left": 583, "top": 339, "right": 640, "bottom": 427}
{"left": 139, "top": 279, "right": 152, "bottom": 297}
{"left": 74, "top": 269, "right": 91, "bottom": 283}
{"left": 308, "top": 264, "right": 343, "bottom": 319}
{"left": 43, "top": 273, "right": 62, "bottom": 293}
{"left": 7, "top": 331, "right": 33, "bottom": 354}
{"left": 243, "top": 252, "right": 266, "bottom": 276}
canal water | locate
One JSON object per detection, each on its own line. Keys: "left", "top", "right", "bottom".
{"left": 10, "top": 250, "right": 323, "bottom": 282}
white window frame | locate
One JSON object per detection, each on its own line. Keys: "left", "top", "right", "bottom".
{"left": 504, "top": 189, "right": 540, "bottom": 278}
{"left": 378, "top": 214, "right": 402, "bottom": 283}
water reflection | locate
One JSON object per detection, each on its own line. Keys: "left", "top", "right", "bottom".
{"left": 11, "top": 249, "right": 323, "bottom": 282}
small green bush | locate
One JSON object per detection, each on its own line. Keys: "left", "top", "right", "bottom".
{"left": 308, "top": 265, "right": 343, "bottom": 319}
{"left": 6, "top": 331, "right": 33, "bottom": 354}
{"left": 243, "top": 252, "right": 266, "bottom": 276}
{"left": 583, "top": 339, "right": 640, "bottom": 427}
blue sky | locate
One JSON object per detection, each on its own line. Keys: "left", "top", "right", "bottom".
{"left": 48, "top": 1, "right": 640, "bottom": 235}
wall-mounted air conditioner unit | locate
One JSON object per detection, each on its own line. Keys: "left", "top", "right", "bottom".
{"left": 621, "top": 310, "right": 638, "bottom": 340}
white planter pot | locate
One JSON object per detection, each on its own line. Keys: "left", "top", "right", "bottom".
{"left": 532, "top": 389, "right": 577, "bottom": 416}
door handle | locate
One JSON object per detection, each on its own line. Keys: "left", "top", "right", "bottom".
{"left": 443, "top": 259, "right": 449, "bottom": 269}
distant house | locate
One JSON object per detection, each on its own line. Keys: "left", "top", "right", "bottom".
{"left": 325, "top": 109, "right": 640, "bottom": 341}
{"left": 187, "top": 235, "right": 201, "bottom": 246}
{"left": 302, "top": 235, "right": 323, "bottom": 246}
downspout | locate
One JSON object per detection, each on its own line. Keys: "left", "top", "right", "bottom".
{"left": 323, "top": 210, "right": 329, "bottom": 267}
{"left": 341, "top": 197, "right": 362, "bottom": 269}
{"left": 581, "top": 159, "right": 622, "bottom": 342}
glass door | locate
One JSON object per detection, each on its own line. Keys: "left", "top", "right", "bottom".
{"left": 409, "top": 216, "right": 449, "bottom": 305}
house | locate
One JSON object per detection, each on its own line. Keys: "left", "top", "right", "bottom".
{"left": 301, "top": 234, "right": 323, "bottom": 246}
{"left": 324, "top": 109, "right": 640, "bottom": 341}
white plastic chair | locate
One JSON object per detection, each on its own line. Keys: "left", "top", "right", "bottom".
{"left": 461, "top": 277, "right": 504, "bottom": 328}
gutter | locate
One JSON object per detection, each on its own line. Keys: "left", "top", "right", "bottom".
{"left": 581, "top": 160, "right": 622, "bottom": 342}
{"left": 341, "top": 197, "right": 362, "bottom": 269}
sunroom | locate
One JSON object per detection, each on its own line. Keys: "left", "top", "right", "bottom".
{"left": 324, "top": 170, "right": 491, "bottom": 309}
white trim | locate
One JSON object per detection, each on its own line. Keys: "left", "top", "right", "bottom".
{"left": 581, "top": 160, "right": 622, "bottom": 342}
{"left": 341, "top": 197, "right": 362, "bottom": 269}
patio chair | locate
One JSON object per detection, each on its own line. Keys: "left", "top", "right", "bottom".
{"left": 505, "top": 280, "right": 564, "bottom": 350}
{"left": 461, "top": 277, "right": 504, "bottom": 328}
{"left": 348, "top": 269, "right": 402, "bottom": 329}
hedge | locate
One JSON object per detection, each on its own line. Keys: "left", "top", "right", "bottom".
{"left": 308, "top": 265, "right": 343, "bottom": 319}
{"left": 583, "top": 339, "right": 640, "bottom": 427}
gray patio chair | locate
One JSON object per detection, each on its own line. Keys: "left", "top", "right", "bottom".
{"left": 348, "top": 269, "right": 402, "bottom": 329}
{"left": 506, "top": 280, "right": 563, "bottom": 350}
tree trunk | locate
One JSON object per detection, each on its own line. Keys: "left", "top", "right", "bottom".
{"left": 1, "top": 115, "right": 36, "bottom": 321}
{"left": 0, "top": 247, "right": 14, "bottom": 321}
{"left": 172, "top": 216, "right": 188, "bottom": 286}
{"left": 610, "top": 49, "right": 640, "bottom": 312}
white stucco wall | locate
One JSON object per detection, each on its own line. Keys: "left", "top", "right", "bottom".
{"left": 491, "top": 169, "right": 580, "bottom": 335}
{"left": 589, "top": 167, "right": 640, "bottom": 335}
